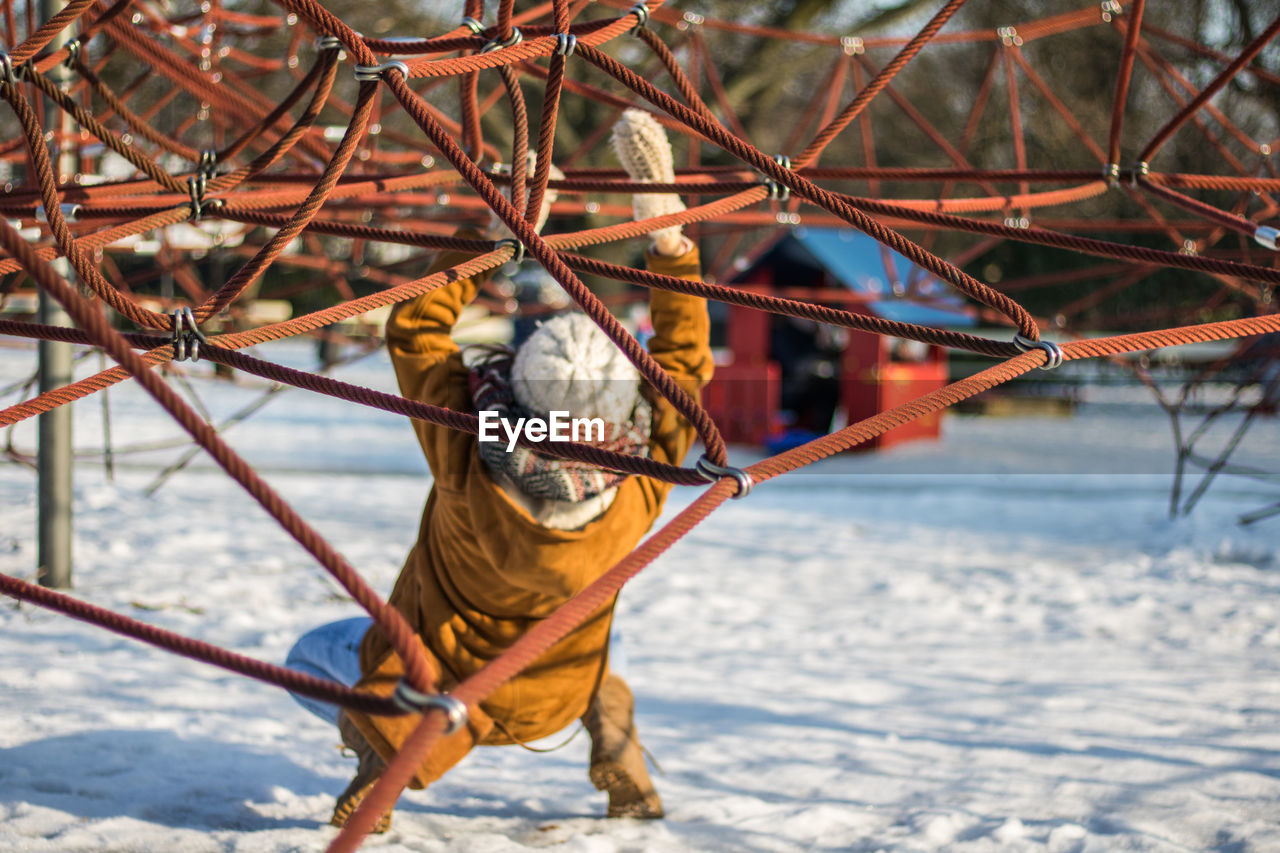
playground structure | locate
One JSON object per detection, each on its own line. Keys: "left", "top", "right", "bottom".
{"left": 0, "top": 0, "right": 1279, "bottom": 849}
{"left": 714, "top": 226, "right": 973, "bottom": 449}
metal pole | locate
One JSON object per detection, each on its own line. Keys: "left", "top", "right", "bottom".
{"left": 37, "top": 5, "right": 76, "bottom": 589}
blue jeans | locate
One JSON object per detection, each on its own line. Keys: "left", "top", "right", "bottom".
{"left": 284, "top": 616, "right": 371, "bottom": 724}
{"left": 284, "top": 617, "right": 630, "bottom": 724}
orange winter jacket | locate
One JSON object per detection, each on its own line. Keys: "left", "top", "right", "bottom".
{"left": 345, "top": 240, "right": 710, "bottom": 788}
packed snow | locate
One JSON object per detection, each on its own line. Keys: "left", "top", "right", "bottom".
{"left": 1, "top": 339, "right": 1279, "bottom": 852}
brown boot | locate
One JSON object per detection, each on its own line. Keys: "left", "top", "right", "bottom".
{"left": 331, "top": 711, "right": 394, "bottom": 833}
{"left": 582, "top": 674, "right": 664, "bottom": 819}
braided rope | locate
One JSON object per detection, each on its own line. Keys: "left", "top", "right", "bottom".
{"left": 0, "top": 3, "right": 1276, "bottom": 851}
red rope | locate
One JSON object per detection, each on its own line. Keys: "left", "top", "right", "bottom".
{"left": 1106, "top": 0, "right": 1146, "bottom": 171}
{"left": 793, "top": 0, "right": 969, "bottom": 170}
{"left": 0, "top": 6, "right": 1277, "bottom": 851}
{"left": 1138, "top": 11, "right": 1280, "bottom": 164}
{"left": 0, "top": 572, "right": 409, "bottom": 717}
{"left": 0, "top": 215, "right": 439, "bottom": 700}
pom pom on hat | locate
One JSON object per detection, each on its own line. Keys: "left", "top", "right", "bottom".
{"left": 511, "top": 313, "right": 641, "bottom": 425}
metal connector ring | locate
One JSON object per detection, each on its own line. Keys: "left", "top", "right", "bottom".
{"left": 480, "top": 28, "right": 522, "bottom": 53}
{"left": 628, "top": 2, "right": 650, "bottom": 32}
{"left": 1129, "top": 160, "right": 1149, "bottom": 189}
{"left": 35, "top": 203, "right": 80, "bottom": 223}
{"left": 766, "top": 154, "right": 792, "bottom": 202}
{"left": 494, "top": 238, "right": 525, "bottom": 264}
{"left": 391, "top": 683, "right": 469, "bottom": 735}
{"left": 171, "top": 307, "right": 208, "bottom": 362}
{"left": 198, "top": 149, "right": 218, "bottom": 178}
{"left": 1255, "top": 225, "right": 1279, "bottom": 252}
{"left": 696, "top": 455, "right": 754, "bottom": 498}
{"left": 1012, "top": 334, "right": 1064, "bottom": 370}
{"left": 353, "top": 60, "right": 409, "bottom": 81}
{"left": 187, "top": 174, "right": 207, "bottom": 222}
{"left": 554, "top": 33, "right": 577, "bottom": 56}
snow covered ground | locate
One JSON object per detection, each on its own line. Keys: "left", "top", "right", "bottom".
{"left": 1, "top": 339, "right": 1279, "bottom": 852}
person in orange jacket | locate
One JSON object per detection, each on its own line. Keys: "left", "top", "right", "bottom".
{"left": 285, "top": 110, "right": 710, "bottom": 831}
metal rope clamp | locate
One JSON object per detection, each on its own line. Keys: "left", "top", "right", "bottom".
{"left": 0, "top": 51, "right": 19, "bottom": 88}
{"left": 997, "top": 26, "right": 1023, "bottom": 47}
{"left": 840, "top": 36, "right": 865, "bottom": 56}
{"left": 1128, "top": 160, "right": 1149, "bottom": 189}
{"left": 35, "top": 203, "right": 81, "bottom": 223}
{"left": 392, "top": 682, "right": 469, "bottom": 735}
{"left": 353, "top": 60, "right": 409, "bottom": 81}
{"left": 171, "top": 306, "right": 207, "bottom": 362}
{"left": 696, "top": 455, "right": 754, "bottom": 499}
{"left": 188, "top": 172, "right": 208, "bottom": 222}
{"left": 680, "top": 11, "right": 706, "bottom": 29}
{"left": 494, "top": 237, "right": 525, "bottom": 264}
{"left": 461, "top": 16, "right": 485, "bottom": 36}
{"left": 765, "top": 154, "right": 792, "bottom": 202}
{"left": 1255, "top": 225, "right": 1279, "bottom": 251}
{"left": 1012, "top": 333, "right": 1064, "bottom": 370}
{"left": 628, "top": 2, "right": 650, "bottom": 33}
{"left": 554, "top": 33, "right": 577, "bottom": 56}
{"left": 198, "top": 149, "right": 218, "bottom": 180}
{"left": 187, "top": 173, "right": 223, "bottom": 222}
{"left": 480, "top": 28, "right": 522, "bottom": 53}
{"left": 63, "top": 38, "right": 82, "bottom": 67}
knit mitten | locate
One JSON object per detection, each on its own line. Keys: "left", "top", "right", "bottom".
{"left": 486, "top": 151, "right": 564, "bottom": 240}
{"left": 610, "top": 108, "right": 685, "bottom": 255}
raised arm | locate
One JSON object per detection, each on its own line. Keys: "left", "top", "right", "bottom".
{"left": 385, "top": 230, "right": 491, "bottom": 407}
{"left": 645, "top": 241, "right": 711, "bottom": 391}
{"left": 612, "top": 110, "right": 712, "bottom": 468}
{"left": 384, "top": 230, "right": 498, "bottom": 486}
{"left": 387, "top": 153, "right": 563, "bottom": 404}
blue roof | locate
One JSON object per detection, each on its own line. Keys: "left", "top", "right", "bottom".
{"left": 786, "top": 227, "right": 976, "bottom": 328}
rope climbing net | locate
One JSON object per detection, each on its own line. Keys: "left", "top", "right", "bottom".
{"left": 1, "top": 0, "right": 1278, "bottom": 848}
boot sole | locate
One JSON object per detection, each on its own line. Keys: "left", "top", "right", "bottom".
{"left": 589, "top": 761, "right": 664, "bottom": 819}
{"left": 331, "top": 777, "right": 393, "bottom": 833}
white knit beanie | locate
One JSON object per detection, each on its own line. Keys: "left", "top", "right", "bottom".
{"left": 511, "top": 313, "right": 641, "bottom": 425}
